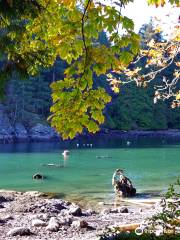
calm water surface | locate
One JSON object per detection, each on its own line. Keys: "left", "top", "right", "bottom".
{"left": 0, "top": 137, "right": 179, "bottom": 205}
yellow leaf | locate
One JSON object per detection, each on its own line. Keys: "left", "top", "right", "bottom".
{"left": 175, "top": 62, "right": 180, "bottom": 67}
{"left": 176, "top": 93, "right": 180, "bottom": 100}
{"left": 155, "top": 26, "right": 161, "bottom": 33}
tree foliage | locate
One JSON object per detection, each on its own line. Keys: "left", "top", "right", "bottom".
{"left": 105, "top": 19, "right": 180, "bottom": 131}
{"left": 0, "top": 0, "right": 179, "bottom": 138}
{"left": 147, "top": 178, "right": 180, "bottom": 235}
{"left": 108, "top": 16, "right": 180, "bottom": 109}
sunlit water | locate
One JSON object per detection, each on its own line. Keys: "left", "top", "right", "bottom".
{"left": 0, "top": 137, "right": 179, "bottom": 207}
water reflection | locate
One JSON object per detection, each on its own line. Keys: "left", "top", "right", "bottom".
{"left": 0, "top": 135, "right": 179, "bottom": 153}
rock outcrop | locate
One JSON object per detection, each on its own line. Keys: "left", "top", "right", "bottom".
{"left": 29, "top": 123, "right": 58, "bottom": 141}
{"left": 0, "top": 104, "right": 14, "bottom": 143}
{"left": 0, "top": 105, "right": 60, "bottom": 143}
{"left": 14, "top": 123, "right": 28, "bottom": 141}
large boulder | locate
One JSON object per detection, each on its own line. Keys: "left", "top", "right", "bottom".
{"left": 14, "top": 123, "right": 28, "bottom": 141}
{"left": 0, "top": 104, "right": 14, "bottom": 143}
{"left": 113, "top": 171, "right": 136, "bottom": 198}
{"left": 29, "top": 123, "right": 58, "bottom": 141}
{"left": 46, "top": 217, "right": 59, "bottom": 232}
{"left": 32, "top": 173, "right": 45, "bottom": 180}
{"left": 0, "top": 195, "right": 13, "bottom": 203}
{"left": 7, "top": 227, "right": 31, "bottom": 236}
{"left": 68, "top": 204, "right": 82, "bottom": 216}
{"left": 116, "top": 180, "right": 136, "bottom": 197}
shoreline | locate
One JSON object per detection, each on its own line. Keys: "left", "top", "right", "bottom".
{"left": 0, "top": 128, "right": 180, "bottom": 144}
{"left": 0, "top": 190, "right": 161, "bottom": 240}
{"left": 0, "top": 188, "right": 163, "bottom": 211}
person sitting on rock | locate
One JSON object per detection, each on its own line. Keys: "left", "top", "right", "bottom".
{"left": 112, "top": 169, "right": 125, "bottom": 196}
{"left": 112, "top": 169, "right": 136, "bottom": 198}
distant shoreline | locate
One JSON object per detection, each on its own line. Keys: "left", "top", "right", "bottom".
{"left": 96, "top": 129, "right": 180, "bottom": 139}
{"left": 0, "top": 127, "right": 180, "bottom": 144}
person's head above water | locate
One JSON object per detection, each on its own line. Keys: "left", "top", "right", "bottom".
{"left": 115, "top": 169, "right": 124, "bottom": 174}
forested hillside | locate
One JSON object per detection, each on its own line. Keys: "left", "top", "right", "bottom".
{"left": 0, "top": 26, "right": 179, "bottom": 138}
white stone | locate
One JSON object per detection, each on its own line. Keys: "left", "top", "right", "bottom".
{"left": 3, "top": 215, "right": 13, "bottom": 220}
{"left": 58, "top": 216, "right": 72, "bottom": 226}
{"left": 7, "top": 227, "right": 31, "bottom": 236}
{"left": 72, "top": 220, "right": 88, "bottom": 228}
{"left": 68, "top": 205, "right": 82, "bottom": 216}
{"left": 98, "top": 201, "right": 104, "bottom": 206}
{"left": 101, "top": 208, "right": 111, "bottom": 215}
{"left": 32, "top": 219, "right": 47, "bottom": 227}
{"left": 42, "top": 213, "right": 49, "bottom": 220}
{"left": 46, "top": 217, "right": 59, "bottom": 232}
{"left": 85, "top": 209, "right": 95, "bottom": 216}
{"left": 24, "top": 191, "right": 43, "bottom": 197}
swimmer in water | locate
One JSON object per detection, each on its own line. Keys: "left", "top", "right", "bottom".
{"left": 62, "top": 150, "right": 69, "bottom": 160}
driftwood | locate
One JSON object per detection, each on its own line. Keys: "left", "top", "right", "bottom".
{"left": 115, "top": 223, "right": 140, "bottom": 232}
{"left": 170, "top": 219, "right": 180, "bottom": 225}
{"left": 120, "top": 198, "right": 160, "bottom": 206}
{"left": 116, "top": 220, "right": 179, "bottom": 233}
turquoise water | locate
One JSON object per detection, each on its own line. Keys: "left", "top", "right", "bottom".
{"left": 0, "top": 139, "right": 179, "bottom": 205}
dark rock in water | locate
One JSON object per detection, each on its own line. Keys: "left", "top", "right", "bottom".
{"left": 0, "top": 204, "right": 4, "bottom": 209}
{"left": 32, "top": 173, "right": 45, "bottom": 180}
{"left": 7, "top": 227, "right": 31, "bottom": 236}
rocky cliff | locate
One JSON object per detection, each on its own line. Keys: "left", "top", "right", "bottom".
{"left": 0, "top": 104, "right": 59, "bottom": 143}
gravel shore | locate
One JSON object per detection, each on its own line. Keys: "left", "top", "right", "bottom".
{"left": 0, "top": 190, "right": 160, "bottom": 240}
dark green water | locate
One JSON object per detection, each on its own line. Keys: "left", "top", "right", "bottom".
{"left": 0, "top": 138, "right": 179, "bottom": 205}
